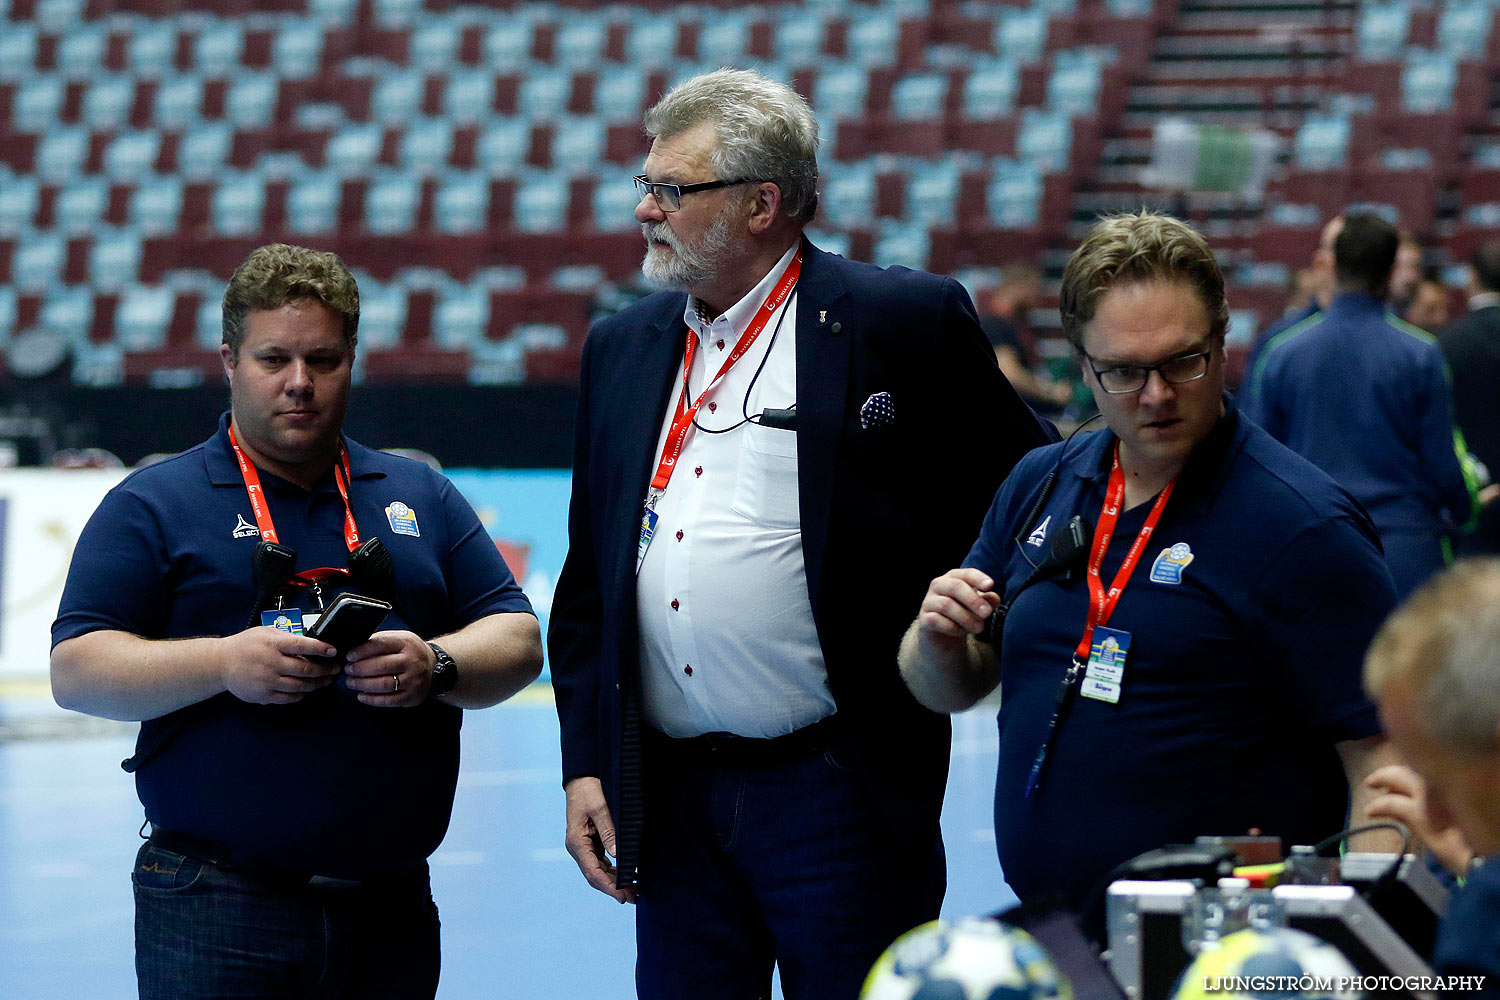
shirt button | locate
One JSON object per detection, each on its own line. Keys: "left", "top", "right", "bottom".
{"left": 708, "top": 402, "right": 717, "bottom": 413}
{"left": 675, "top": 529, "right": 683, "bottom": 541}
{"left": 694, "top": 466, "right": 703, "bottom": 477}
{"left": 684, "top": 664, "right": 693, "bottom": 676}
{"left": 671, "top": 598, "right": 679, "bottom": 610}
{"left": 716, "top": 339, "right": 725, "bottom": 351}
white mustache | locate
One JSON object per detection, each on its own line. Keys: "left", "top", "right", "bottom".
{"left": 642, "top": 222, "right": 678, "bottom": 248}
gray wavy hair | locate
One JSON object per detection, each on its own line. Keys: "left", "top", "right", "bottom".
{"left": 644, "top": 68, "right": 820, "bottom": 223}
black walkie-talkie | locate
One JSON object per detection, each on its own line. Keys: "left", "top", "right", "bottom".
{"left": 982, "top": 516, "right": 1093, "bottom": 647}
{"left": 124, "top": 541, "right": 298, "bottom": 774}
{"left": 243, "top": 541, "right": 298, "bottom": 629}
{"left": 348, "top": 537, "right": 395, "bottom": 599}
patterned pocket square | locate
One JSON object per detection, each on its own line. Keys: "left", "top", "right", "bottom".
{"left": 860, "top": 391, "right": 895, "bottom": 430}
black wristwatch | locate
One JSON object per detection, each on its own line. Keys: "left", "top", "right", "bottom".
{"left": 427, "top": 642, "right": 458, "bottom": 699}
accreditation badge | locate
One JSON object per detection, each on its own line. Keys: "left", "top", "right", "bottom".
{"left": 261, "top": 608, "right": 305, "bottom": 634}
{"left": 635, "top": 504, "right": 659, "bottom": 576}
{"left": 1081, "top": 625, "right": 1129, "bottom": 704}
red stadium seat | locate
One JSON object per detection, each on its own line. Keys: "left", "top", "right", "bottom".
{"left": 1267, "top": 172, "right": 1352, "bottom": 219}
{"left": 524, "top": 345, "right": 584, "bottom": 385}
{"left": 362, "top": 347, "right": 471, "bottom": 382}
{"left": 1353, "top": 167, "right": 1439, "bottom": 236}
{"left": 948, "top": 119, "right": 1019, "bottom": 157}
{"left": 1461, "top": 170, "right": 1500, "bottom": 207}
{"left": 833, "top": 116, "right": 946, "bottom": 160}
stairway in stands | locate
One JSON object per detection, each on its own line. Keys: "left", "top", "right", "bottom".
{"left": 1068, "top": 0, "right": 1358, "bottom": 242}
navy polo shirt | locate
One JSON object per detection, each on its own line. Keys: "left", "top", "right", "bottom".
{"left": 964, "top": 400, "right": 1394, "bottom": 917}
{"left": 1435, "top": 856, "right": 1500, "bottom": 984}
{"left": 53, "top": 414, "right": 533, "bottom": 879}
{"left": 1249, "top": 292, "right": 1475, "bottom": 536}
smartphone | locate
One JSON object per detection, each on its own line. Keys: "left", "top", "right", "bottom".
{"left": 304, "top": 592, "right": 393, "bottom": 655}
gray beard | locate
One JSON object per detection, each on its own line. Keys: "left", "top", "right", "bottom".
{"left": 640, "top": 212, "right": 734, "bottom": 292}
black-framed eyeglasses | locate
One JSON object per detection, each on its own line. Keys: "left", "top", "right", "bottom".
{"left": 632, "top": 174, "right": 762, "bottom": 213}
{"left": 1082, "top": 348, "right": 1213, "bottom": 394}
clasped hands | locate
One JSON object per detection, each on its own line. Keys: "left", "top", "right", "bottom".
{"left": 219, "top": 626, "right": 437, "bottom": 708}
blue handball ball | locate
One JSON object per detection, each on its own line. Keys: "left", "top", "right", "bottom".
{"left": 860, "top": 917, "right": 1073, "bottom": 1000}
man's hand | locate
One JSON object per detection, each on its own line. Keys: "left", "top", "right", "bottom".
{"left": 219, "top": 627, "right": 340, "bottom": 705}
{"left": 916, "top": 568, "right": 1003, "bottom": 642}
{"left": 564, "top": 776, "right": 635, "bottom": 904}
{"left": 343, "top": 630, "right": 434, "bottom": 708}
{"left": 899, "top": 568, "right": 1005, "bottom": 714}
{"left": 1364, "top": 763, "right": 1475, "bottom": 877}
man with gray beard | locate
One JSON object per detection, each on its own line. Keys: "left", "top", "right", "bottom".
{"left": 548, "top": 68, "right": 1053, "bottom": 999}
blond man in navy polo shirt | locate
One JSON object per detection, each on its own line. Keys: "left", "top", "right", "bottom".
{"left": 51, "top": 244, "right": 542, "bottom": 1000}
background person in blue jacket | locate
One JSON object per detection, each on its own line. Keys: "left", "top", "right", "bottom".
{"left": 1250, "top": 213, "right": 1483, "bottom": 599}
{"left": 1439, "top": 240, "right": 1500, "bottom": 556}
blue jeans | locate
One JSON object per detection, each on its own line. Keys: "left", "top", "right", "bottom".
{"left": 132, "top": 841, "right": 440, "bottom": 1000}
{"left": 635, "top": 729, "right": 945, "bottom": 1000}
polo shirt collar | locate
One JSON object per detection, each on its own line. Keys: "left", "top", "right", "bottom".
{"left": 204, "top": 411, "right": 385, "bottom": 488}
{"left": 1062, "top": 394, "right": 1248, "bottom": 517}
{"left": 1171, "top": 397, "right": 1247, "bottom": 517}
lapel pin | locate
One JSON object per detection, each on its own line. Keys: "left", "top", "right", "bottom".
{"left": 819, "top": 310, "right": 827, "bottom": 324}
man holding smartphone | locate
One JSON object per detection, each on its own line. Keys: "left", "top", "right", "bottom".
{"left": 50, "top": 244, "right": 543, "bottom": 1000}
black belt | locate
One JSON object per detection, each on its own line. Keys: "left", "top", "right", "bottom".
{"left": 646, "top": 713, "right": 845, "bottom": 765}
{"left": 147, "top": 828, "right": 380, "bottom": 893}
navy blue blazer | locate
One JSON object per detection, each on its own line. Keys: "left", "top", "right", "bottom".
{"left": 548, "top": 239, "right": 1054, "bottom": 884}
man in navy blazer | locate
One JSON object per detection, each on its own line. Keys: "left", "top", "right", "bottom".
{"left": 548, "top": 68, "right": 1053, "bottom": 1000}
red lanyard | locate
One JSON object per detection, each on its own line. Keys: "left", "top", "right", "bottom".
{"left": 228, "top": 425, "right": 361, "bottom": 593}
{"left": 1073, "top": 443, "right": 1176, "bottom": 663}
{"left": 648, "top": 248, "right": 803, "bottom": 496}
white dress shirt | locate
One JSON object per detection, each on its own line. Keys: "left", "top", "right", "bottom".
{"left": 637, "top": 242, "right": 835, "bottom": 738}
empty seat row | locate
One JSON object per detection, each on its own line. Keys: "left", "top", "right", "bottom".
{"left": 1, "top": 173, "right": 638, "bottom": 277}
{"left": 3, "top": 53, "right": 1112, "bottom": 138}
{"left": 1, "top": 143, "right": 1082, "bottom": 277}
{"left": 0, "top": 5, "right": 1101, "bottom": 86}
{"left": 0, "top": 278, "right": 593, "bottom": 384}
{"left": 1, "top": 68, "right": 664, "bottom": 132}
{"left": 1, "top": 118, "right": 649, "bottom": 182}
{"left": 1356, "top": 0, "right": 1498, "bottom": 62}
{"left": 0, "top": 62, "right": 1110, "bottom": 190}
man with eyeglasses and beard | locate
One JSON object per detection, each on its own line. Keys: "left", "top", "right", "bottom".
{"left": 548, "top": 68, "right": 1053, "bottom": 999}
{"left": 900, "top": 213, "right": 1401, "bottom": 940}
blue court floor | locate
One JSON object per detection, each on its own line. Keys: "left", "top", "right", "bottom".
{"left": 0, "top": 685, "right": 1014, "bottom": 999}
